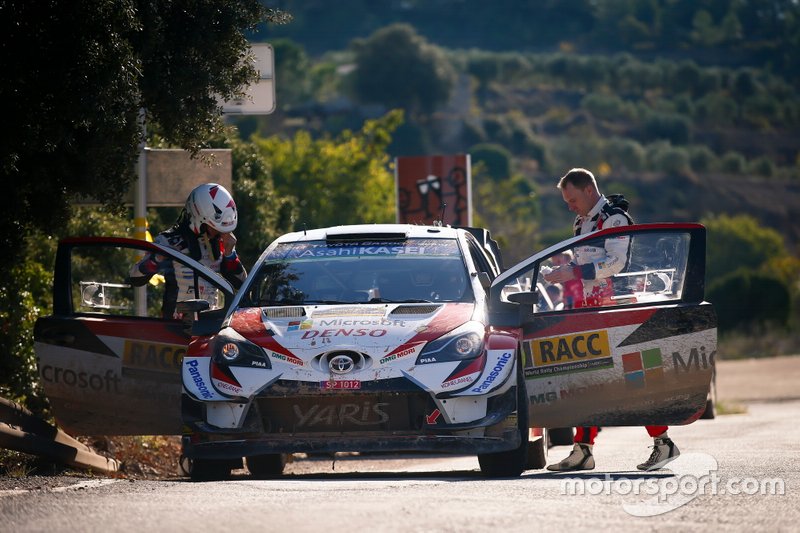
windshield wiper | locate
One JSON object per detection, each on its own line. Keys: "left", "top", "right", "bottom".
{"left": 367, "top": 298, "right": 434, "bottom": 304}
{"left": 300, "top": 299, "right": 352, "bottom": 305}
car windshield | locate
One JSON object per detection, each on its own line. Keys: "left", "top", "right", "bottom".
{"left": 243, "top": 238, "right": 472, "bottom": 306}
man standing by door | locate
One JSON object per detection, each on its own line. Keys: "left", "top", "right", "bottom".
{"left": 543, "top": 168, "right": 680, "bottom": 472}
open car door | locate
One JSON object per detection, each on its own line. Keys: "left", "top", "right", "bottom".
{"left": 34, "top": 237, "right": 234, "bottom": 435}
{"left": 489, "top": 223, "right": 716, "bottom": 429}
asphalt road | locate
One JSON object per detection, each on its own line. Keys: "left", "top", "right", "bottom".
{"left": 1, "top": 356, "right": 798, "bottom": 532}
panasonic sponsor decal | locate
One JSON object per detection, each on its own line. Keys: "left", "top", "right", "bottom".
{"left": 471, "top": 352, "right": 513, "bottom": 393}
{"left": 185, "top": 359, "right": 214, "bottom": 399}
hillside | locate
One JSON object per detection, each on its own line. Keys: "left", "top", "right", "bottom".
{"left": 533, "top": 172, "right": 800, "bottom": 252}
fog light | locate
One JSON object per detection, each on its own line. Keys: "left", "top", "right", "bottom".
{"left": 220, "top": 342, "right": 240, "bottom": 361}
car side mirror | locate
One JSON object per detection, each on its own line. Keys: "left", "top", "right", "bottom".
{"left": 176, "top": 299, "right": 211, "bottom": 314}
{"left": 191, "top": 308, "right": 227, "bottom": 337}
{"left": 507, "top": 291, "right": 538, "bottom": 305}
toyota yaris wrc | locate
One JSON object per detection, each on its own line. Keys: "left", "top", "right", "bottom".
{"left": 35, "top": 223, "right": 716, "bottom": 480}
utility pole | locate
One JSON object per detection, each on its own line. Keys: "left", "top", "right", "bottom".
{"left": 134, "top": 109, "right": 147, "bottom": 316}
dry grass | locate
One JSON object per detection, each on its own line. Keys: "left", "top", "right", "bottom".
{"left": 81, "top": 435, "right": 183, "bottom": 479}
{"left": 715, "top": 400, "right": 748, "bottom": 415}
{"left": 718, "top": 326, "right": 800, "bottom": 360}
{"left": 0, "top": 436, "right": 183, "bottom": 480}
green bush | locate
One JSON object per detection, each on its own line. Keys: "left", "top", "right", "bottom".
{"left": 703, "top": 213, "right": 787, "bottom": 283}
{"left": 708, "top": 270, "right": 791, "bottom": 332}
{"left": 646, "top": 142, "right": 690, "bottom": 175}
{"left": 642, "top": 112, "right": 692, "bottom": 145}
{"left": 748, "top": 156, "right": 775, "bottom": 178}
{"left": 688, "top": 145, "right": 716, "bottom": 172}
{"left": 469, "top": 143, "right": 512, "bottom": 181}
{"left": 719, "top": 151, "right": 747, "bottom": 174}
{"left": 606, "top": 138, "right": 646, "bottom": 172}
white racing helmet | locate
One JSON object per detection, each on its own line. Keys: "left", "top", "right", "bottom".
{"left": 185, "top": 183, "right": 238, "bottom": 234}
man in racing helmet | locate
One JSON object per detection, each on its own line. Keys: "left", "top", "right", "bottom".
{"left": 543, "top": 168, "right": 679, "bottom": 472}
{"left": 130, "top": 183, "right": 246, "bottom": 318}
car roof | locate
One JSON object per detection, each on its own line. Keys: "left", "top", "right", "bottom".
{"left": 273, "top": 224, "right": 466, "bottom": 244}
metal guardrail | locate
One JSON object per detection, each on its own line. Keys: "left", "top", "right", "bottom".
{"left": 0, "top": 396, "right": 119, "bottom": 475}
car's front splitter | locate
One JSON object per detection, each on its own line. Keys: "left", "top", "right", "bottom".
{"left": 182, "top": 427, "right": 521, "bottom": 460}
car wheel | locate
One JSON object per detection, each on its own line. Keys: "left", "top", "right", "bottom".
{"left": 700, "top": 370, "right": 717, "bottom": 420}
{"left": 547, "top": 427, "right": 574, "bottom": 447}
{"left": 188, "top": 458, "right": 234, "bottom": 481}
{"left": 477, "top": 363, "right": 529, "bottom": 477}
{"left": 246, "top": 453, "right": 287, "bottom": 479}
{"left": 526, "top": 430, "right": 547, "bottom": 470}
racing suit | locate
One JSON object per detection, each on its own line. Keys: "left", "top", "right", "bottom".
{"left": 130, "top": 222, "right": 246, "bottom": 319}
{"left": 570, "top": 195, "right": 632, "bottom": 308}
{"left": 569, "top": 195, "right": 668, "bottom": 444}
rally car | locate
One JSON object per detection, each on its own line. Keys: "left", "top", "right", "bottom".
{"left": 34, "top": 223, "right": 716, "bottom": 479}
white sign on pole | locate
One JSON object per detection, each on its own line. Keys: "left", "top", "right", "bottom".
{"left": 220, "top": 43, "right": 276, "bottom": 115}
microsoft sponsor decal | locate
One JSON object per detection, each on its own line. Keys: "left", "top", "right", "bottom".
{"left": 622, "top": 348, "right": 664, "bottom": 388}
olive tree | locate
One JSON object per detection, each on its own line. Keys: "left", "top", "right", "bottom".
{"left": 350, "top": 23, "right": 455, "bottom": 117}
{"left": 0, "top": 0, "right": 289, "bottom": 257}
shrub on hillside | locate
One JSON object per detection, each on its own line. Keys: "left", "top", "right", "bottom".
{"left": 642, "top": 112, "right": 692, "bottom": 145}
{"left": 469, "top": 143, "right": 512, "bottom": 181}
{"left": 688, "top": 145, "right": 716, "bottom": 172}
{"left": 708, "top": 270, "right": 791, "bottom": 332}
{"left": 719, "top": 151, "right": 747, "bottom": 174}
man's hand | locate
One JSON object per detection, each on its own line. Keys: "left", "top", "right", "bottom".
{"left": 220, "top": 232, "right": 237, "bottom": 255}
{"left": 543, "top": 264, "right": 577, "bottom": 283}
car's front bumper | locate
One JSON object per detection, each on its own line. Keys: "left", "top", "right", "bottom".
{"left": 181, "top": 385, "right": 520, "bottom": 459}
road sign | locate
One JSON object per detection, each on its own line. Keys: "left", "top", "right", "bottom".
{"left": 219, "top": 43, "right": 275, "bottom": 115}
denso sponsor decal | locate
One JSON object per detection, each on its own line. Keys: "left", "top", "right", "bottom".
{"left": 523, "top": 330, "right": 612, "bottom": 377}
{"left": 471, "top": 352, "right": 512, "bottom": 392}
{"left": 301, "top": 328, "right": 387, "bottom": 339}
{"left": 269, "top": 350, "right": 304, "bottom": 366}
{"left": 123, "top": 340, "right": 185, "bottom": 373}
{"left": 185, "top": 359, "right": 214, "bottom": 399}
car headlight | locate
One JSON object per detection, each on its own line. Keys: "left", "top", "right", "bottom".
{"left": 416, "top": 321, "right": 485, "bottom": 363}
{"left": 212, "top": 329, "right": 270, "bottom": 368}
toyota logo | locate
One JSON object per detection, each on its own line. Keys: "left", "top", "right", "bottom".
{"left": 329, "top": 354, "right": 355, "bottom": 374}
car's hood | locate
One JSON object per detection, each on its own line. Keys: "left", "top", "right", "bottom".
{"left": 229, "top": 302, "right": 477, "bottom": 363}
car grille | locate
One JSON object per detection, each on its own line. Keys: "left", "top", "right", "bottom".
{"left": 263, "top": 306, "right": 306, "bottom": 318}
{"left": 256, "top": 392, "right": 430, "bottom": 434}
{"left": 390, "top": 304, "right": 441, "bottom": 315}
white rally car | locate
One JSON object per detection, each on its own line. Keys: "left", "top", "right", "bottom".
{"left": 35, "top": 223, "right": 716, "bottom": 479}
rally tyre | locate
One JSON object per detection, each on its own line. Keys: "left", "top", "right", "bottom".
{"left": 700, "top": 397, "right": 715, "bottom": 419}
{"left": 547, "top": 427, "right": 574, "bottom": 447}
{"left": 700, "top": 370, "right": 717, "bottom": 420}
{"left": 477, "top": 363, "right": 529, "bottom": 477}
{"left": 188, "top": 458, "right": 234, "bottom": 481}
{"left": 246, "top": 453, "right": 287, "bottom": 479}
{"left": 526, "top": 431, "right": 547, "bottom": 470}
